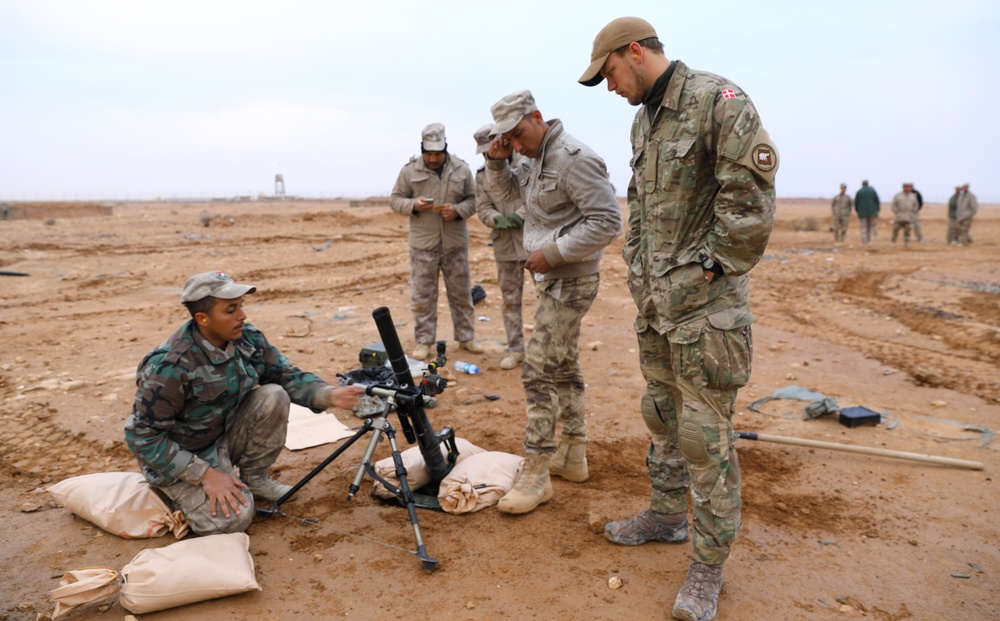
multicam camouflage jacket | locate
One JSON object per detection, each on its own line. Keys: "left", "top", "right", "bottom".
{"left": 125, "top": 321, "right": 327, "bottom": 486}
{"left": 625, "top": 60, "right": 777, "bottom": 336}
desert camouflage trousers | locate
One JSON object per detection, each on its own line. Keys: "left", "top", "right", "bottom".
{"left": 858, "top": 216, "right": 878, "bottom": 245}
{"left": 158, "top": 384, "right": 290, "bottom": 535}
{"left": 410, "top": 246, "right": 476, "bottom": 346}
{"left": 955, "top": 217, "right": 974, "bottom": 244}
{"left": 891, "top": 220, "right": 914, "bottom": 245}
{"left": 521, "top": 274, "right": 599, "bottom": 453}
{"left": 637, "top": 320, "right": 751, "bottom": 565}
{"left": 496, "top": 259, "right": 526, "bottom": 353}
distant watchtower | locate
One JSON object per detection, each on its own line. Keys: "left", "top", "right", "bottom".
{"left": 275, "top": 173, "right": 286, "bottom": 197}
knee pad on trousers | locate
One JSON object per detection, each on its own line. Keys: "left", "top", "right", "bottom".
{"left": 679, "top": 420, "right": 709, "bottom": 466}
{"left": 640, "top": 394, "right": 669, "bottom": 435}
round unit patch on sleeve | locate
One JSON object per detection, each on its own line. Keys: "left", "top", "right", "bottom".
{"left": 751, "top": 144, "right": 776, "bottom": 172}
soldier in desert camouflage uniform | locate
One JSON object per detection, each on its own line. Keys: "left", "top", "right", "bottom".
{"left": 891, "top": 183, "right": 920, "bottom": 247}
{"left": 485, "top": 90, "right": 621, "bottom": 515}
{"left": 580, "top": 17, "right": 776, "bottom": 621}
{"left": 390, "top": 123, "right": 484, "bottom": 360}
{"left": 473, "top": 124, "right": 529, "bottom": 371}
{"left": 125, "top": 271, "right": 361, "bottom": 535}
{"left": 831, "top": 183, "right": 852, "bottom": 243}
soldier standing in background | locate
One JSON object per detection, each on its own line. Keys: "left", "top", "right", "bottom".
{"left": 473, "top": 124, "right": 528, "bottom": 371}
{"left": 854, "top": 179, "right": 880, "bottom": 246}
{"left": 955, "top": 183, "right": 979, "bottom": 245}
{"left": 911, "top": 185, "right": 924, "bottom": 242}
{"left": 891, "top": 183, "right": 920, "bottom": 248}
{"left": 486, "top": 89, "right": 622, "bottom": 516}
{"left": 390, "top": 123, "right": 485, "bottom": 359}
{"left": 947, "top": 185, "right": 961, "bottom": 244}
{"left": 579, "top": 17, "right": 776, "bottom": 621}
{"left": 831, "top": 183, "right": 852, "bottom": 243}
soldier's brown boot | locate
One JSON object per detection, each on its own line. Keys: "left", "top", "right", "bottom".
{"left": 497, "top": 454, "right": 553, "bottom": 514}
{"left": 549, "top": 443, "right": 588, "bottom": 482}
{"left": 604, "top": 509, "right": 688, "bottom": 545}
{"left": 243, "top": 471, "right": 293, "bottom": 502}
{"left": 672, "top": 561, "right": 724, "bottom": 621}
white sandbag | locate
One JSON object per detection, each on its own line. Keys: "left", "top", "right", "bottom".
{"left": 51, "top": 533, "right": 259, "bottom": 618}
{"left": 371, "top": 437, "right": 485, "bottom": 499}
{"left": 47, "top": 471, "right": 188, "bottom": 539}
{"left": 119, "top": 532, "right": 260, "bottom": 613}
{"left": 437, "top": 451, "right": 524, "bottom": 514}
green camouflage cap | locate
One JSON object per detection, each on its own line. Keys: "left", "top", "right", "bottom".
{"left": 181, "top": 271, "right": 256, "bottom": 303}
{"left": 490, "top": 90, "right": 537, "bottom": 136}
{"left": 421, "top": 123, "right": 446, "bottom": 151}
{"left": 579, "top": 16, "right": 657, "bottom": 87}
{"left": 473, "top": 123, "right": 494, "bottom": 154}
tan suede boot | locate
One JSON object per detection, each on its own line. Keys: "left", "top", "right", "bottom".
{"left": 671, "top": 561, "right": 724, "bottom": 621}
{"left": 548, "top": 443, "right": 588, "bottom": 482}
{"left": 497, "top": 454, "right": 553, "bottom": 514}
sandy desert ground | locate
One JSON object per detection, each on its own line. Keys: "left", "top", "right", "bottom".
{"left": 0, "top": 197, "right": 997, "bottom": 621}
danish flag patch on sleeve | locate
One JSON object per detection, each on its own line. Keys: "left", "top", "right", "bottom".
{"left": 722, "top": 88, "right": 736, "bottom": 99}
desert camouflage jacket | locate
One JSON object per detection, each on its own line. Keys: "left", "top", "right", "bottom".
{"left": 891, "top": 192, "right": 920, "bottom": 224}
{"left": 389, "top": 154, "right": 476, "bottom": 253}
{"left": 625, "top": 60, "right": 777, "bottom": 336}
{"left": 486, "top": 119, "right": 622, "bottom": 281}
{"left": 475, "top": 165, "right": 527, "bottom": 262}
{"left": 956, "top": 192, "right": 978, "bottom": 220}
{"left": 125, "top": 321, "right": 327, "bottom": 486}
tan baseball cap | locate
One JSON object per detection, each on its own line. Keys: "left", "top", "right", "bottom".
{"left": 421, "top": 123, "right": 446, "bottom": 151}
{"left": 579, "top": 16, "right": 658, "bottom": 87}
{"left": 473, "top": 123, "right": 494, "bottom": 154}
{"left": 490, "top": 90, "right": 538, "bottom": 136}
{"left": 181, "top": 271, "right": 256, "bottom": 303}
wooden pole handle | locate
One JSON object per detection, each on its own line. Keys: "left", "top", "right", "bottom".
{"left": 737, "top": 431, "right": 984, "bottom": 471}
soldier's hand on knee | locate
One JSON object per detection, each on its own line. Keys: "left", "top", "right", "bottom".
{"left": 200, "top": 467, "right": 248, "bottom": 518}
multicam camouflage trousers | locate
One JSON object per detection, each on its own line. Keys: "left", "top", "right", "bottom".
{"left": 157, "top": 384, "right": 290, "bottom": 535}
{"left": 496, "top": 259, "right": 526, "bottom": 353}
{"left": 521, "top": 274, "right": 599, "bottom": 453}
{"left": 832, "top": 213, "right": 850, "bottom": 242}
{"left": 410, "top": 246, "right": 476, "bottom": 346}
{"left": 637, "top": 320, "right": 751, "bottom": 566}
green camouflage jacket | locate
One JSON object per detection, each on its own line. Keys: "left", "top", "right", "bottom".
{"left": 625, "top": 60, "right": 777, "bottom": 336}
{"left": 125, "top": 321, "right": 327, "bottom": 486}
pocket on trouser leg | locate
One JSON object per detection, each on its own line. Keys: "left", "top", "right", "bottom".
{"left": 701, "top": 324, "right": 752, "bottom": 391}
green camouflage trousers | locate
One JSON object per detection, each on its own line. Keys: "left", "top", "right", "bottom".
{"left": 637, "top": 320, "right": 751, "bottom": 565}
{"left": 521, "top": 274, "right": 600, "bottom": 453}
{"left": 158, "top": 384, "right": 290, "bottom": 534}
{"left": 409, "top": 246, "right": 476, "bottom": 346}
{"left": 496, "top": 259, "right": 526, "bottom": 353}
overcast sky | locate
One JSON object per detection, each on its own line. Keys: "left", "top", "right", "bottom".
{"left": 1, "top": 1, "right": 997, "bottom": 203}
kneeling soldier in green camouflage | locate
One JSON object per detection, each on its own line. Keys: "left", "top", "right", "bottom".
{"left": 125, "top": 271, "right": 362, "bottom": 535}
{"left": 580, "top": 17, "right": 777, "bottom": 621}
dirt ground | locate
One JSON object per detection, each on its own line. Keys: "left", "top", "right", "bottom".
{"left": 1, "top": 197, "right": 997, "bottom": 621}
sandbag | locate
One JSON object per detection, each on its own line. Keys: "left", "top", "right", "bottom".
{"left": 438, "top": 451, "right": 524, "bottom": 514}
{"left": 47, "top": 471, "right": 188, "bottom": 539}
{"left": 371, "top": 437, "right": 485, "bottom": 499}
{"left": 50, "top": 532, "right": 260, "bottom": 618}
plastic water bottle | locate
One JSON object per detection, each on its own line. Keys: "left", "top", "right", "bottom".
{"left": 454, "top": 361, "right": 479, "bottom": 375}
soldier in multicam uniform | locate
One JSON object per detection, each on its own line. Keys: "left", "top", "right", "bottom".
{"left": 947, "top": 185, "right": 962, "bottom": 244}
{"left": 580, "top": 17, "right": 777, "bottom": 621}
{"left": 891, "top": 183, "right": 920, "bottom": 247}
{"left": 485, "top": 90, "right": 622, "bottom": 515}
{"left": 831, "top": 183, "right": 853, "bottom": 243}
{"left": 390, "top": 123, "right": 484, "bottom": 360}
{"left": 125, "top": 271, "right": 362, "bottom": 535}
{"left": 473, "top": 124, "right": 529, "bottom": 371}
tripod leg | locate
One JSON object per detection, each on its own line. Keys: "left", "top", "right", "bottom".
{"left": 347, "top": 423, "right": 384, "bottom": 501}
{"left": 257, "top": 418, "right": 374, "bottom": 517}
{"left": 385, "top": 427, "right": 438, "bottom": 570}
